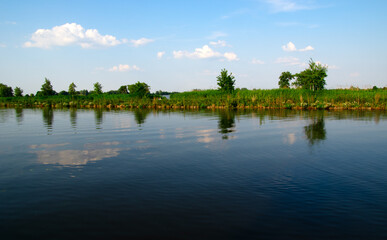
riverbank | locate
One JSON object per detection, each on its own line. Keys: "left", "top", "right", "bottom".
{"left": 1, "top": 89, "right": 386, "bottom": 110}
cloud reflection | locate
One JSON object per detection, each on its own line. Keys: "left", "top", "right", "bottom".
{"left": 30, "top": 142, "right": 121, "bottom": 166}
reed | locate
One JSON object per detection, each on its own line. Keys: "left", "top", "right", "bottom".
{"left": 0, "top": 89, "right": 386, "bottom": 110}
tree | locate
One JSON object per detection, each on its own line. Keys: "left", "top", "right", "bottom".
{"left": 69, "top": 82, "right": 77, "bottom": 95}
{"left": 128, "top": 81, "right": 150, "bottom": 97}
{"left": 14, "top": 87, "right": 23, "bottom": 97}
{"left": 293, "top": 59, "right": 328, "bottom": 91}
{"left": 278, "top": 71, "right": 294, "bottom": 89}
{"left": 118, "top": 85, "right": 128, "bottom": 94}
{"left": 41, "top": 78, "right": 56, "bottom": 96}
{"left": 0, "top": 83, "right": 13, "bottom": 97}
{"left": 217, "top": 68, "right": 235, "bottom": 93}
{"left": 93, "top": 82, "right": 103, "bottom": 94}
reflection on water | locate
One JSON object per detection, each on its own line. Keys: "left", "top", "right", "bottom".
{"left": 30, "top": 142, "right": 121, "bottom": 166}
{"left": 70, "top": 108, "right": 77, "bottom": 130}
{"left": 304, "top": 114, "right": 326, "bottom": 145}
{"left": 42, "top": 107, "right": 54, "bottom": 134}
{"left": 218, "top": 110, "right": 236, "bottom": 139}
{"left": 95, "top": 109, "right": 103, "bottom": 129}
{"left": 1, "top": 108, "right": 387, "bottom": 239}
{"left": 134, "top": 109, "right": 150, "bottom": 126}
{"left": 15, "top": 108, "right": 23, "bottom": 124}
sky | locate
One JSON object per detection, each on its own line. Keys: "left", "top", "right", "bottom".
{"left": 0, "top": 0, "right": 386, "bottom": 94}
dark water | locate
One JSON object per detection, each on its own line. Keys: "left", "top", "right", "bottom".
{"left": 0, "top": 108, "right": 386, "bottom": 239}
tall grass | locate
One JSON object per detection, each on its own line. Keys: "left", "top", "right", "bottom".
{"left": 0, "top": 89, "right": 386, "bottom": 110}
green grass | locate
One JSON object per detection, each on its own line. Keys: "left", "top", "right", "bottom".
{"left": 1, "top": 89, "right": 386, "bottom": 110}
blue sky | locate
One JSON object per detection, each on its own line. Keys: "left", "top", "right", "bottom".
{"left": 0, "top": 0, "right": 386, "bottom": 94}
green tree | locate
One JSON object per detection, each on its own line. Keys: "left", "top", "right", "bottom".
{"left": 217, "top": 68, "right": 235, "bottom": 93}
{"left": 14, "top": 87, "right": 23, "bottom": 97}
{"left": 69, "top": 82, "right": 77, "bottom": 95}
{"left": 93, "top": 82, "right": 103, "bottom": 94}
{"left": 293, "top": 59, "right": 328, "bottom": 91}
{"left": 128, "top": 81, "right": 150, "bottom": 97}
{"left": 278, "top": 71, "right": 294, "bottom": 89}
{"left": 41, "top": 78, "right": 56, "bottom": 96}
{"left": 0, "top": 83, "right": 13, "bottom": 97}
{"left": 118, "top": 85, "right": 128, "bottom": 94}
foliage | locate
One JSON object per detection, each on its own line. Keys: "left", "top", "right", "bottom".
{"left": 128, "top": 81, "right": 150, "bottom": 97}
{"left": 59, "top": 90, "right": 69, "bottom": 96}
{"left": 69, "top": 82, "right": 77, "bottom": 95}
{"left": 14, "top": 87, "right": 23, "bottom": 97}
{"left": 293, "top": 59, "right": 327, "bottom": 91}
{"left": 278, "top": 71, "right": 294, "bottom": 89}
{"left": 40, "top": 78, "right": 56, "bottom": 96}
{"left": 0, "top": 83, "right": 13, "bottom": 97}
{"left": 118, "top": 85, "right": 128, "bottom": 94}
{"left": 93, "top": 82, "right": 103, "bottom": 94}
{"left": 217, "top": 68, "right": 236, "bottom": 93}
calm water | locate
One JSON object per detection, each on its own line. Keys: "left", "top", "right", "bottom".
{"left": 0, "top": 108, "right": 386, "bottom": 239}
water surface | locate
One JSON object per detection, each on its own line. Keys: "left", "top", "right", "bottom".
{"left": 0, "top": 108, "right": 386, "bottom": 239}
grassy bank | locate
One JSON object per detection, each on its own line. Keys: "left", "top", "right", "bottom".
{"left": 1, "top": 89, "right": 386, "bottom": 110}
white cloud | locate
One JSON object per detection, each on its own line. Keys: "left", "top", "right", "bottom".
{"left": 299, "top": 45, "right": 314, "bottom": 52}
{"left": 265, "top": 0, "right": 315, "bottom": 13}
{"left": 157, "top": 51, "right": 165, "bottom": 59}
{"left": 109, "top": 64, "right": 141, "bottom": 72}
{"left": 224, "top": 52, "right": 239, "bottom": 61}
{"left": 282, "top": 41, "right": 314, "bottom": 52}
{"left": 0, "top": 43, "right": 6, "bottom": 48}
{"left": 251, "top": 58, "right": 265, "bottom": 64}
{"left": 23, "top": 23, "right": 125, "bottom": 49}
{"left": 282, "top": 42, "right": 297, "bottom": 52}
{"left": 275, "top": 56, "right": 305, "bottom": 66}
{"left": 173, "top": 45, "right": 238, "bottom": 61}
{"left": 131, "top": 37, "right": 154, "bottom": 47}
{"left": 209, "top": 40, "right": 228, "bottom": 47}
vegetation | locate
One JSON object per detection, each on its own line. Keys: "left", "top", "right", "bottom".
{"left": 279, "top": 60, "right": 328, "bottom": 91}
{"left": 0, "top": 67, "right": 386, "bottom": 110}
{"left": 40, "top": 78, "right": 56, "bottom": 96}
{"left": 94, "top": 82, "right": 103, "bottom": 94}
{"left": 0, "top": 83, "right": 13, "bottom": 97}
{"left": 217, "top": 68, "right": 236, "bottom": 93}
{"left": 1, "top": 88, "right": 385, "bottom": 110}
{"left": 128, "top": 82, "right": 150, "bottom": 97}
{"left": 278, "top": 71, "right": 294, "bottom": 89}
{"left": 69, "top": 82, "right": 77, "bottom": 95}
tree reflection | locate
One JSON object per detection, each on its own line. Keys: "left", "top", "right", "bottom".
{"left": 134, "top": 109, "right": 150, "bottom": 126}
{"left": 42, "top": 108, "right": 54, "bottom": 134}
{"left": 94, "top": 109, "right": 103, "bottom": 129}
{"left": 218, "top": 110, "right": 236, "bottom": 139}
{"left": 70, "top": 108, "right": 77, "bottom": 129}
{"left": 304, "top": 114, "right": 326, "bottom": 145}
{"left": 15, "top": 108, "right": 23, "bottom": 124}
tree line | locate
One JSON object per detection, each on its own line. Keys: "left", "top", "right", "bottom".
{"left": 0, "top": 79, "right": 151, "bottom": 98}
{"left": 1, "top": 59, "right": 383, "bottom": 99}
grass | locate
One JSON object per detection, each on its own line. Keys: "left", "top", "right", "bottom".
{"left": 0, "top": 89, "right": 386, "bottom": 110}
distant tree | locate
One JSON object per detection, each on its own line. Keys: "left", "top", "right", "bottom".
{"left": 118, "top": 85, "right": 128, "bottom": 94}
{"left": 372, "top": 86, "right": 378, "bottom": 90}
{"left": 217, "top": 68, "right": 235, "bottom": 93}
{"left": 0, "top": 83, "right": 13, "bottom": 97}
{"left": 59, "top": 90, "right": 69, "bottom": 96}
{"left": 41, "top": 78, "right": 56, "bottom": 96}
{"left": 14, "top": 87, "right": 23, "bottom": 97}
{"left": 93, "top": 82, "right": 103, "bottom": 94}
{"left": 293, "top": 59, "right": 327, "bottom": 91}
{"left": 68, "top": 82, "right": 77, "bottom": 95}
{"left": 79, "top": 89, "right": 89, "bottom": 96}
{"left": 278, "top": 71, "right": 294, "bottom": 89}
{"left": 128, "top": 82, "right": 150, "bottom": 97}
